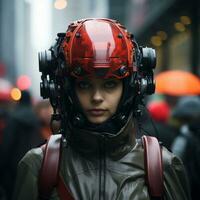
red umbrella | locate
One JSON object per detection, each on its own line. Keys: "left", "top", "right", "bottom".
{"left": 155, "top": 70, "right": 200, "bottom": 96}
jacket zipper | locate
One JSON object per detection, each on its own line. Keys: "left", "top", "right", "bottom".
{"left": 99, "top": 135, "right": 106, "bottom": 200}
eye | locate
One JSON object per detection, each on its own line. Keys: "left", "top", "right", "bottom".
{"left": 104, "top": 80, "right": 118, "bottom": 89}
{"left": 77, "top": 80, "right": 91, "bottom": 89}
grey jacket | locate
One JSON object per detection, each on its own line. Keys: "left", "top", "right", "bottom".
{"left": 13, "top": 116, "right": 191, "bottom": 200}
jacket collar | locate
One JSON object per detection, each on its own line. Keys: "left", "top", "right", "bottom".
{"left": 69, "top": 113, "right": 136, "bottom": 159}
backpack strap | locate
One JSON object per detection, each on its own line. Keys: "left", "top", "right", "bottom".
{"left": 38, "top": 134, "right": 62, "bottom": 200}
{"left": 38, "top": 134, "right": 75, "bottom": 200}
{"left": 39, "top": 134, "right": 163, "bottom": 199}
{"left": 142, "top": 135, "right": 164, "bottom": 199}
{"left": 57, "top": 174, "right": 75, "bottom": 200}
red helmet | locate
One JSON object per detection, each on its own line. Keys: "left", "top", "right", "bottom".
{"left": 38, "top": 18, "right": 156, "bottom": 132}
{"left": 61, "top": 18, "right": 135, "bottom": 79}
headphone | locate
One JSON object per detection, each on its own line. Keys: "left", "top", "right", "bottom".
{"left": 38, "top": 32, "right": 156, "bottom": 133}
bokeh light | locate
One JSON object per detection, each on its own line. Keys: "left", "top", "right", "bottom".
{"left": 54, "top": 0, "right": 67, "bottom": 10}
{"left": 11, "top": 88, "right": 22, "bottom": 101}
{"left": 151, "top": 36, "right": 162, "bottom": 47}
{"left": 157, "top": 31, "right": 168, "bottom": 40}
{"left": 180, "top": 16, "right": 191, "bottom": 25}
{"left": 16, "top": 75, "right": 31, "bottom": 91}
{"left": 174, "top": 22, "right": 186, "bottom": 32}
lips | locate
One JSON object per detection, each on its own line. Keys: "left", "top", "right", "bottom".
{"left": 87, "top": 109, "right": 107, "bottom": 116}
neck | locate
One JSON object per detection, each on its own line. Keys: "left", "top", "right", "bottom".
{"left": 69, "top": 113, "right": 136, "bottom": 159}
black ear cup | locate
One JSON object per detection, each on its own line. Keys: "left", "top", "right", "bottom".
{"left": 133, "top": 46, "right": 156, "bottom": 96}
{"left": 140, "top": 47, "right": 156, "bottom": 71}
{"left": 39, "top": 50, "right": 56, "bottom": 99}
{"left": 40, "top": 77, "right": 50, "bottom": 99}
{"left": 38, "top": 33, "right": 66, "bottom": 100}
{"left": 40, "top": 77, "right": 60, "bottom": 100}
{"left": 38, "top": 36, "right": 66, "bottom": 134}
{"left": 38, "top": 50, "right": 56, "bottom": 74}
{"left": 140, "top": 74, "right": 155, "bottom": 95}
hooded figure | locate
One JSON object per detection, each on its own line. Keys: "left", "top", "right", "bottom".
{"left": 13, "top": 18, "right": 190, "bottom": 200}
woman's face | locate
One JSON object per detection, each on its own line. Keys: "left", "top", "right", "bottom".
{"left": 75, "top": 77, "right": 123, "bottom": 124}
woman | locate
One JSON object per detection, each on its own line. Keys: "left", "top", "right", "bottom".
{"left": 13, "top": 18, "right": 191, "bottom": 200}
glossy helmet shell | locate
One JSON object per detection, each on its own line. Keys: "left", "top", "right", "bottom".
{"left": 61, "top": 18, "right": 136, "bottom": 79}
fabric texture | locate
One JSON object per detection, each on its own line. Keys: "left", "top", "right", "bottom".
{"left": 13, "top": 116, "right": 191, "bottom": 200}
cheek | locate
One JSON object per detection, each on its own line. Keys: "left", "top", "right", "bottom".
{"left": 109, "top": 89, "right": 122, "bottom": 112}
{"left": 76, "top": 91, "right": 89, "bottom": 109}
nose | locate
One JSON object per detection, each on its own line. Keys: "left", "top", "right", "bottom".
{"left": 91, "top": 89, "right": 103, "bottom": 104}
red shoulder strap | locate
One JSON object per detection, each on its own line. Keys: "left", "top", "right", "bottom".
{"left": 38, "top": 134, "right": 75, "bottom": 200}
{"left": 39, "top": 134, "right": 163, "bottom": 199}
{"left": 38, "top": 134, "right": 62, "bottom": 200}
{"left": 142, "top": 135, "right": 164, "bottom": 199}
{"left": 57, "top": 175, "right": 75, "bottom": 200}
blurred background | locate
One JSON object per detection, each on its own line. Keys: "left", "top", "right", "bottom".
{"left": 0, "top": 0, "right": 200, "bottom": 199}
{"left": 0, "top": 0, "right": 199, "bottom": 99}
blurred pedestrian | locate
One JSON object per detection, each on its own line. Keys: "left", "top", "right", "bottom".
{"left": 138, "top": 95, "right": 178, "bottom": 150}
{"left": 0, "top": 90, "right": 41, "bottom": 200}
{"left": 0, "top": 78, "right": 14, "bottom": 200}
{"left": 171, "top": 96, "right": 200, "bottom": 200}
{"left": 34, "top": 100, "right": 53, "bottom": 140}
{"left": 0, "top": 78, "right": 13, "bottom": 144}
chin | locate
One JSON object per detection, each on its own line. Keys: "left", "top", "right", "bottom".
{"left": 88, "top": 117, "right": 108, "bottom": 124}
